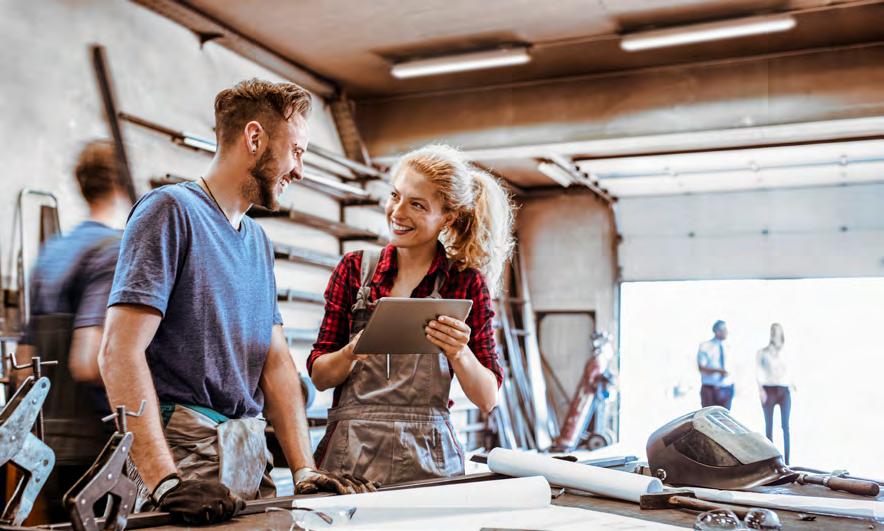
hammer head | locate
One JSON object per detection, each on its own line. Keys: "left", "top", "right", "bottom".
{"left": 639, "top": 489, "right": 697, "bottom": 510}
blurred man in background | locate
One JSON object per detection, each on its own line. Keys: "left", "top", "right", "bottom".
{"left": 15, "top": 139, "right": 130, "bottom": 522}
{"left": 697, "top": 319, "right": 734, "bottom": 410}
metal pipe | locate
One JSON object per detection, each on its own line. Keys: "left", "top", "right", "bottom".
{"left": 308, "top": 144, "right": 386, "bottom": 180}
{"left": 118, "top": 111, "right": 384, "bottom": 182}
{"left": 91, "top": 45, "right": 137, "bottom": 204}
{"left": 543, "top": 154, "right": 615, "bottom": 204}
{"left": 12, "top": 190, "right": 59, "bottom": 327}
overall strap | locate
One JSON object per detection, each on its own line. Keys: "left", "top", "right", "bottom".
{"left": 352, "top": 248, "right": 381, "bottom": 312}
{"left": 428, "top": 258, "right": 450, "bottom": 299}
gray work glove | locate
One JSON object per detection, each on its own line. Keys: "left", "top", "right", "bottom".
{"left": 294, "top": 467, "right": 379, "bottom": 494}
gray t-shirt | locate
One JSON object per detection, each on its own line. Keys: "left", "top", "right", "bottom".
{"left": 109, "top": 182, "right": 282, "bottom": 418}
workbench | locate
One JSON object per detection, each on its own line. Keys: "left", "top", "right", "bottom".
{"left": 22, "top": 473, "right": 879, "bottom": 530}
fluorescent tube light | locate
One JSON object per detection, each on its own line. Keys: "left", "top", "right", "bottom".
{"left": 180, "top": 135, "right": 217, "bottom": 153}
{"left": 392, "top": 47, "right": 531, "bottom": 79}
{"left": 537, "top": 162, "right": 574, "bottom": 187}
{"left": 621, "top": 14, "right": 796, "bottom": 52}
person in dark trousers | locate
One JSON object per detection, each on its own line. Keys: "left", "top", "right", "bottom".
{"left": 757, "top": 323, "right": 794, "bottom": 464}
{"left": 697, "top": 320, "right": 734, "bottom": 410}
{"left": 98, "top": 79, "right": 371, "bottom": 527}
{"left": 15, "top": 140, "right": 130, "bottom": 523}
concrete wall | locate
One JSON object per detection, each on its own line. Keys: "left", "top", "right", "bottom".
{"left": 516, "top": 192, "right": 618, "bottom": 419}
{"left": 616, "top": 183, "right": 884, "bottom": 281}
{"left": 0, "top": 0, "right": 378, "bottom": 369}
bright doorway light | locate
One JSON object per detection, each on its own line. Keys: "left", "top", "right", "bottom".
{"left": 618, "top": 278, "right": 884, "bottom": 479}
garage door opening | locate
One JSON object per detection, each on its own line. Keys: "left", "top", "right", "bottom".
{"left": 619, "top": 278, "right": 884, "bottom": 479}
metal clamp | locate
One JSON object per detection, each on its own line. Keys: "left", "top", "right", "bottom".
{"left": 7, "top": 354, "right": 58, "bottom": 440}
{"left": 0, "top": 369, "right": 55, "bottom": 526}
{"left": 63, "top": 401, "right": 145, "bottom": 531}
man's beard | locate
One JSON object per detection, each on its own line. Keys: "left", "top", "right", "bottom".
{"left": 245, "top": 146, "right": 279, "bottom": 210}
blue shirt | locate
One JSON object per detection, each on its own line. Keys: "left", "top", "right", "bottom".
{"left": 23, "top": 220, "right": 121, "bottom": 344}
{"left": 697, "top": 338, "right": 731, "bottom": 387}
{"left": 109, "top": 182, "right": 282, "bottom": 418}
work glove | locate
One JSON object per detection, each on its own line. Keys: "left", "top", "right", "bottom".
{"left": 154, "top": 476, "right": 245, "bottom": 526}
{"left": 294, "top": 467, "right": 379, "bottom": 495}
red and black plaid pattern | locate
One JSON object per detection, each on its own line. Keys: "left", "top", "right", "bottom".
{"left": 308, "top": 243, "right": 502, "bottom": 392}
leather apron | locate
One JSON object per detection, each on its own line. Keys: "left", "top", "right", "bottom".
{"left": 314, "top": 250, "right": 465, "bottom": 485}
{"left": 131, "top": 405, "right": 275, "bottom": 511}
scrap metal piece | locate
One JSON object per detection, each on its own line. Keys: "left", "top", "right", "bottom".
{"left": 0, "top": 375, "right": 56, "bottom": 526}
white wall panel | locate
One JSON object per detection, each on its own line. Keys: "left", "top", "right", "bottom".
{"left": 617, "top": 183, "right": 884, "bottom": 280}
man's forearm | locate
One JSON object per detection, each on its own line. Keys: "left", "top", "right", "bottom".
{"left": 99, "top": 307, "right": 176, "bottom": 491}
{"left": 262, "top": 327, "right": 314, "bottom": 471}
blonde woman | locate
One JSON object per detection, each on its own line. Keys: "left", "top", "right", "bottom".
{"left": 757, "top": 323, "right": 794, "bottom": 464}
{"left": 308, "top": 144, "right": 514, "bottom": 485}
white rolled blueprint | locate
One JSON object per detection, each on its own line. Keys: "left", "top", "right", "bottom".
{"left": 487, "top": 447, "right": 664, "bottom": 503}
{"left": 293, "top": 475, "right": 551, "bottom": 511}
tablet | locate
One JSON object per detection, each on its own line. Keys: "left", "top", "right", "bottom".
{"left": 353, "top": 297, "right": 473, "bottom": 355}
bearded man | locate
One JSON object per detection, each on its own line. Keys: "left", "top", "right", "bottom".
{"left": 99, "top": 79, "right": 373, "bottom": 526}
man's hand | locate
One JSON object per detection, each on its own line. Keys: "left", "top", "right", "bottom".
{"left": 155, "top": 477, "right": 244, "bottom": 525}
{"left": 294, "top": 467, "right": 378, "bottom": 495}
{"left": 759, "top": 388, "right": 767, "bottom": 404}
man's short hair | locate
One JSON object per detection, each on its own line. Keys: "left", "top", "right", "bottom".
{"left": 713, "top": 320, "right": 727, "bottom": 333}
{"left": 74, "top": 140, "right": 118, "bottom": 204}
{"left": 214, "top": 78, "right": 312, "bottom": 147}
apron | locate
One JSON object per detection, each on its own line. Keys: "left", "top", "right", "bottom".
{"left": 131, "top": 405, "right": 275, "bottom": 511}
{"left": 315, "top": 249, "right": 465, "bottom": 485}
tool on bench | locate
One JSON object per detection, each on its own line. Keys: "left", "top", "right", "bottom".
{"left": 0, "top": 355, "right": 58, "bottom": 526}
{"left": 640, "top": 489, "right": 752, "bottom": 519}
{"left": 791, "top": 466, "right": 884, "bottom": 488}
{"left": 63, "top": 400, "right": 145, "bottom": 531}
{"left": 470, "top": 454, "right": 637, "bottom": 469}
{"left": 647, "top": 407, "right": 880, "bottom": 496}
{"left": 793, "top": 471, "right": 879, "bottom": 497}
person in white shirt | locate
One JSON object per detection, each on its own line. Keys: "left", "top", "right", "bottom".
{"left": 697, "top": 320, "right": 734, "bottom": 410}
{"left": 756, "top": 323, "right": 794, "bottom": 464}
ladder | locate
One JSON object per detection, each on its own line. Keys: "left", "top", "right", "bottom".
{"left": 491, "top": 245, "right": 558, "bottom": 450}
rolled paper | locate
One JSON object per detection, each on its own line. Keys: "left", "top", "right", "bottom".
{"left": 487, "top": 447, "right": 664, "bottom": 503}
{"left": 295, "top": 475, "right": 552, "bottom": 511}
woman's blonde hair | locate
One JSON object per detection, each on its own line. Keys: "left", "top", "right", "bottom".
{"left": 390, "top": 144, "right": 515, "bottom": 294}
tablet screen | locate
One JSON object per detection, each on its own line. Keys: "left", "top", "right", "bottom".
{"left": 353, "top": 297, "right": 473, "bottom": 355}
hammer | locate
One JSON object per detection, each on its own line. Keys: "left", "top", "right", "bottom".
{"left": 640, "top": 489, "right": 750, "bottom": 518}
{"left": 795, "top": 473, "right": 880, "bottom": 497}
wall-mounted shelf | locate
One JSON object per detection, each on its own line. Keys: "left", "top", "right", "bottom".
{"left": 284, "top": 327, "right": 320, "bottom": 345}
{"left": 278, "top": 288, "right": 325, "bottom": 305}
{"left": 250, "top": 206, "right": 388, "bottom": 245}
{"left": 273, "top": 242, "right": 340, "bottom": 270}
{"left": 120, "top": 111, "right": 384, "bottom": 181}
{"left": 150, "top": 175, "right": 388, "bottom": 245}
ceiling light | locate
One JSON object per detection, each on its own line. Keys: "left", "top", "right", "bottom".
{"left": 620, "top": 14, "right": 796, "bottom": 52}
{"left": 391, "top": 46, "right": 531, "bottom": 79}
{"left": 537, "top": 161, "right": 574, "bottom": 187}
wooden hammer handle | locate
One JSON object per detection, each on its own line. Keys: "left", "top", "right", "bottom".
{"left": 823, "top": 476, "right": 880, "bottom": 497}
{"left": 669, "top": 495, "right": 750, "bottom": 519}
